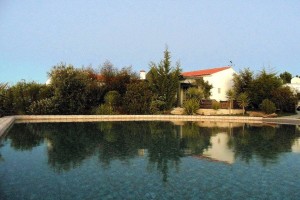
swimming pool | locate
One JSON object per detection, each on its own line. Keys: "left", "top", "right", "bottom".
{"left": 1, "top": 121, "right": 300, "bottom": 199}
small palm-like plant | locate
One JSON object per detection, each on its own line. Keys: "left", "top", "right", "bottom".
{"left": 237, "top": 92, "right": 249, "bottom": 115}
{"left": 226, "top": 89, "right": 235, "bottom": 114}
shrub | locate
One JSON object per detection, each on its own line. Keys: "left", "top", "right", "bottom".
{"left": 95, "top": 104, "right": 116, "bottom": 115}
{"left": 212, "top": 101, "right": 220, "bottom": 110}
{"left": 27, "top": 98, "right": 59, "bottom": 114}
{"left": 149, "top": 95, "right": 167, "bottom": 114}
{"left": 183, "top": 99, "right": 199, "bottom": 115}
{"left": 104, "top": 90, "right": 120, "bottom": 107}
{"left": 260, "top": 99, "right": 276, "bottom": 114}
{"left": 186, "top": 87, "right": 204, "bottom": 100}
{"left": 123, "top": 81, "right": 153, "bottom": 114}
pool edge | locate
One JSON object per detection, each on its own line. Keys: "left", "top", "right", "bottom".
{"left": 0, "top": 116, "right": 16, "bottom": 137}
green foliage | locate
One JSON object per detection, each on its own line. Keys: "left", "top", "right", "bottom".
{"left": 147, "top": 47, "right": 181, "bottom": 111}
{"left": 279, "top": 71, "right": 292, "bottom": 84}
{"left": 95, "top": 104, "right": 116, "bottom": 115}
{"left": 8, "top": 81, "right": 50, "bottom": 114}
{"left": 100, "top": 61, "right": 137, "bottom": 95}
{"left": 249, "top": 69, "right": 282, "bottom": 109}
{"left": 49, "top": 64, "right": 104, "bottom": 114}
{"left": 260, "top": 99, "right": 276, "bottom": 114}
{"left": 104, "top": 90, "right": 120, "bottom": 107}
{"left": 123, "top": 81, "right": 153, "bottom": 114}
{"left": 27, "top": 97, "right": 59, "bottom": 114}
{"left": 94, "top": 90, "right": 121, "bottom": 114}
{"left": 149, "top": 98, "right": 166, "bottom": 114}
{"left": 183, "top": 99, "right": 199, "bottom": 115}
{"left": 0, "top": 83, "right": 11, "bottom": 116}
{"left": 194, "top": 78, "right": 212, "bottom": 99}
{"left": 226, "top": 89, "right": 235, "bottom": 111}
{"left": 212, "top": 101, "right": 220, "bottom": 110}
{"left": 233, "top": 68, "right": 297, "bottom": 112}
{"left": 186, "top": 87, "right": 204, "bottom": 100}
{"left": 183, "top": 87, "right": 203, "bottom": 115}
{"left": 232, "top": 68, "right": 254, "bottom": 95}
{"left": 237, "top": 92, "right": 250, "bottom": 115}
{"left": 271, "top": 86, "right": 297, "bottom": 113}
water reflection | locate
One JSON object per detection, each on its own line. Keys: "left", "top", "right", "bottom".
{"left": 2, "top": 121, "right": 300, "bottom": 182}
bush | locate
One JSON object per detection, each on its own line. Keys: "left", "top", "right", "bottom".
{"left": 212, "top": 101, "right": 220, "bottom": 110}
{"left": 123, "top": 81, "right": 153, "bottom": 114}
{"left": 27, "top": 98, "right": 59, "bottom": 114}
{"left": 183, "top": 99, "right": 199, "bottom": 115}
{"left": 260, "top": 99, "right": 276, "bottom": 114}
{"left": 149, "top": 95, "right": 167, "bottom": 114}
{"left": 95, "top": 104, "right": 117, "bottom": 115}
{"left": 186, "top": 87, "right": 204, "bottom": 100}
{"left": 104, "top": 90, "right": 120, "bottom": 107}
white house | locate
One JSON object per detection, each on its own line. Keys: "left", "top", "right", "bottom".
{"left": 286, "top": 77, "right": 300, "bottom": 94}
{"left": 179, "top": 66, "right": 236, "bottom": 105}
{"left": 285, "top": 77, "right": 300, "bottom": 112}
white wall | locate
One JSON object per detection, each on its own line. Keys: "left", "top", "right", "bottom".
{"left": 203, "top": 67, "right": 236, "bottom": 101}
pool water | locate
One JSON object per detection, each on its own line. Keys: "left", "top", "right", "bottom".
{"left": 0, "top": 121, "right": 300, "bottom": 199}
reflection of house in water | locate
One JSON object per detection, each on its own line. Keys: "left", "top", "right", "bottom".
{"left": 138, "top": 149, "right": 147, "bottom": 156}
{"left": 292, "top": 138, "right": 300, "bottom": 153}
{"left": 45, "top": 138, "right": 53, "bottom": 150}
{"left": 201, "top": 132, "right": 235, "bottom": 164}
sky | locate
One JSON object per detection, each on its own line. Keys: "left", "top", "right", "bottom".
{"left": 0, "top": 0, "right": 300, "bottom": 84}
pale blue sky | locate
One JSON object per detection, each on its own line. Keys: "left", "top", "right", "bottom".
{"left": 0, "top": 0, "right": 299, "bottom": 84}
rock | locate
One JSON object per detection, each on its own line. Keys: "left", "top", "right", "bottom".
{"left": 171, "top": 107, "right": 185, "bottom": 115}
{"left": 263, "top": 113, "right": 278, "bottom": 118}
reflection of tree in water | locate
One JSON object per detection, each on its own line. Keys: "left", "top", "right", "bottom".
{"left": 180, "top": 122, "right": 212, "bottom": 155}
{"left": 146, "top": 122, "right": 183, "bottom": 182}
{"left": 8, "top": 122, "right": 104, "bottom": 172}
{"left": 97, "top": 122, "right": 144, "bottom": 168}
{"left": 232, "top": 125, "right": 300, "bottom": 165}
{"left": 44, "top": 123, "right": 102, "bottom": 172}
{"left": 5, "top": 123, "right": 43, "bottom": 150}
{"left": 6, "top": 121, "right": 299, "bottom": 180}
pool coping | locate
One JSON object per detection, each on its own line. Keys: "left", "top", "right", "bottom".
{"left": 0, "top": 115, "right": 299, "bottom": 137}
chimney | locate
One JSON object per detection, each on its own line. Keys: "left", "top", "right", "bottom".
{"left": 140, "top": 70, "right": 146, "bottom": 80}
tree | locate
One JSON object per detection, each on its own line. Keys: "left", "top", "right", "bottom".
{"left": 194, "top": 78, "right": 212, "bottom": 99}
{"left": 100, "top": 61, "right": 137, "bottom": 95}
{"left": 232, "top": 68, "right": 254, "bottom": 95}
{"left": 123, "top": 81, "right": 153, "bottom": 114}
{"left": 95, "top": 90, "right": 121, "bottom": 114}
{"left": 260, "top": 99, "right": 276, "bottom": 114}
{"left": 147, "top": 47, "right": 181, "bottom": 111}
{"left": 249, "top": 69, "right": 282, "bottom": 109}
{"left": 49, "top": 63, "right": 103, "bottom": 114}
{"left": 279, "top": 71, "right": 292, "bottom": 84}
{"left": 226, "top": 89, "right": 235, "bottom": 114}
{"left": 0, "top": 83, "right": 9, "bottom": 116}
{"left": 271, "top": 86, "right": 297, "bottom": 113}
{"left": 9, "top": 81, "right": 48, "bottom": 114}
{"left": 104, "top": 91, "right": 120, "bottom": 108}
{"left": 237, "top": 92, "right": 250, "bottom": 115}
{"left": 183, "top": 87, "right": 204, "bottom": 115}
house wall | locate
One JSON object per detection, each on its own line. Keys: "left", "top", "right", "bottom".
{"left": 203, "top": 68, "right": 236, "bottom": 101}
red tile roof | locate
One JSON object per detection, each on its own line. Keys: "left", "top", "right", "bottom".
{"left": 182, "top": 66, "right": 231, "bottom": 77}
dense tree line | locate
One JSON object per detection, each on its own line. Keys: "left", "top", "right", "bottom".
{"left": 1, "top": 49, "right": 299, "bottom": 116}
{"left": 232, "top": 68, "right": 298, "bottom": 113}
{"left": 0, "top": 48, "right": 181, "bottom": 116}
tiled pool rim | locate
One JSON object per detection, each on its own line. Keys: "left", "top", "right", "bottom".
{"left": 0, "top": 115, "right": 299, "bottom": 137}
